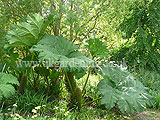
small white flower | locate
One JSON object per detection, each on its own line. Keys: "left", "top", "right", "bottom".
{"left": 42, "top": 105, "right": 46, "bottom": 107}
{"left": 13, "top": 117, "right": 18, "bottom": 120}
{"left": 60, "top": 109, "right": 65, "bottom": 112}
{"left": 64, "top": 111, "right": 70, "bottom": 116}
{"left": 15, "top": 113, "right": 21, "bottom": 118}
{"left": 13, "top": 103, "right": 17, "bottom": 107}
{"left": 31, "top": 114, "right": 38, "bottom": 118}
{"left": 31, "top": 115, "right": 34, "bottom": 118}
{"left": 55, "top": 106, "right": 58, "bottom": 110}
{"left": 35, "top": 106, "right": 41, "bottom": 110}
{"left": 4, "top": 113, "right": 8, "bottom": 116}
{"left": 10, "top": 114, "right": 14, "bottom": 117}
{"left": 32, "top": 109, "right": 37, "bottom": 113}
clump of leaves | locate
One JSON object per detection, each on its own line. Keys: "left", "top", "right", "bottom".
{"left": 98, "top": 64, "right": 153, "bottom": 114}
{"left": 0, "top": 72, "right": 19, "bottom": 102}
{"left": 85, "top": 38, "right": 109, "bottom": 58}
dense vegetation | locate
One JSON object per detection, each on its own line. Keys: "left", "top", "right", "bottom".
{"left": 0, "top": 0, "right": 160, "bottom": 119}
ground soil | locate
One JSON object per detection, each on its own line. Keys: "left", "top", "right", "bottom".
{"left": 131, "top": 109, "right": 160, "bottom": 120}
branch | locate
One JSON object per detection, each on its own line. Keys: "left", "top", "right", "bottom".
{"left": 82, "top": 67, "right": 91, "bottom": 97}
{"left": 82, "top": 14, "right": 99, "bottom": 40}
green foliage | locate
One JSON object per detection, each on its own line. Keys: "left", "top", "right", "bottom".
{"left": 0, "top": 0, "right": 44, "bottom": 32}
{"left": 30, "top": 35, "right": 94, "bottom": 109}
{"left": 138, "top": 70, "right": 160, "bottom": 109}
{"left": 34, "top": 67, "right": 62, "bottom": 96}
{"left": 0, "top": 39, "right": 4, "bottom": 49}
{"left": 138, "top": 69, "right": 160, "bottom": 91}
{"left": 114, "top": 0, "right": 160, "bottom": 71}
{"left": 31, "top": 35, "right": 93, "bottom": 74}
{"left": 0, "top": 39, "right": 5, "bottom": 71}
{"left": 4, "top": 103, "right": 126, "bottom": 120}
{"left": 1, "top": 0, "right": 160, "bottom": 118}
{"left": 85, "top": 38, "right": 109, "bottom": 58}
{"left": 5, "top": 13, "right": 51, "bottom": 47}
{"left": 7, "top": 90, "right": 52, "bottom": 114}
{"left": 18, "top": 74, "right": 27, "bottom": 94}
{"left": 64, "top": 72, "right": 77, "bottom": 94}
{"left": 0, "top": 72, "right": 19, "bottom": 102}
{"left": 72, "top": 87, "right": 82, "bottom": 109}
{"left": 150, "top": 91, "right": 160, "bottom": 109}
{"left": 98, "top": 64, "right": 153, "bottom": 114}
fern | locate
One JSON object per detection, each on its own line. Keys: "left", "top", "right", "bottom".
{"left": 5, "top": 13, "right": 52, "bottom": 47}
{"left": 98, "top": 64, "right": 153, "bottom": 114}
{"left": 0, "top": 72, "right": 19, "bottom": 102}
{"left": 31, "top": 35, "right": 93, "bottom": 75}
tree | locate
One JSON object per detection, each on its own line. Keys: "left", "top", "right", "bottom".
{"left": 112, "top": 0, "right": 160, "bottom": 72}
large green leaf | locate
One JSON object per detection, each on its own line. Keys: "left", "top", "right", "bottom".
{"left": 0, "top": 84, "right": 16, "bottom": 98}
{"left": 117, "top": 90, "right": 146, "bottom": 114}
{"left": 0, "top": 72, "right": 19, "bottom": 102}
{"left": 98, "top": 84, "right": 119, "bottom": 109}
{"left": 0, "top": 92, "right": 2, "bottom": 102}
{"left": 0, "top": 72, "right": 19, "bottom": 85}
{"left": 31, "top": 35, "right": 93, "bottom": 76}
{"left": 85, "top": 38, "right": 109, "bottom": 58}
{"left": 5, "top": 13, "right": 52, "bottom": 48}
{"left": 98, "top": 64, "right": 153, "bottom": 114}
